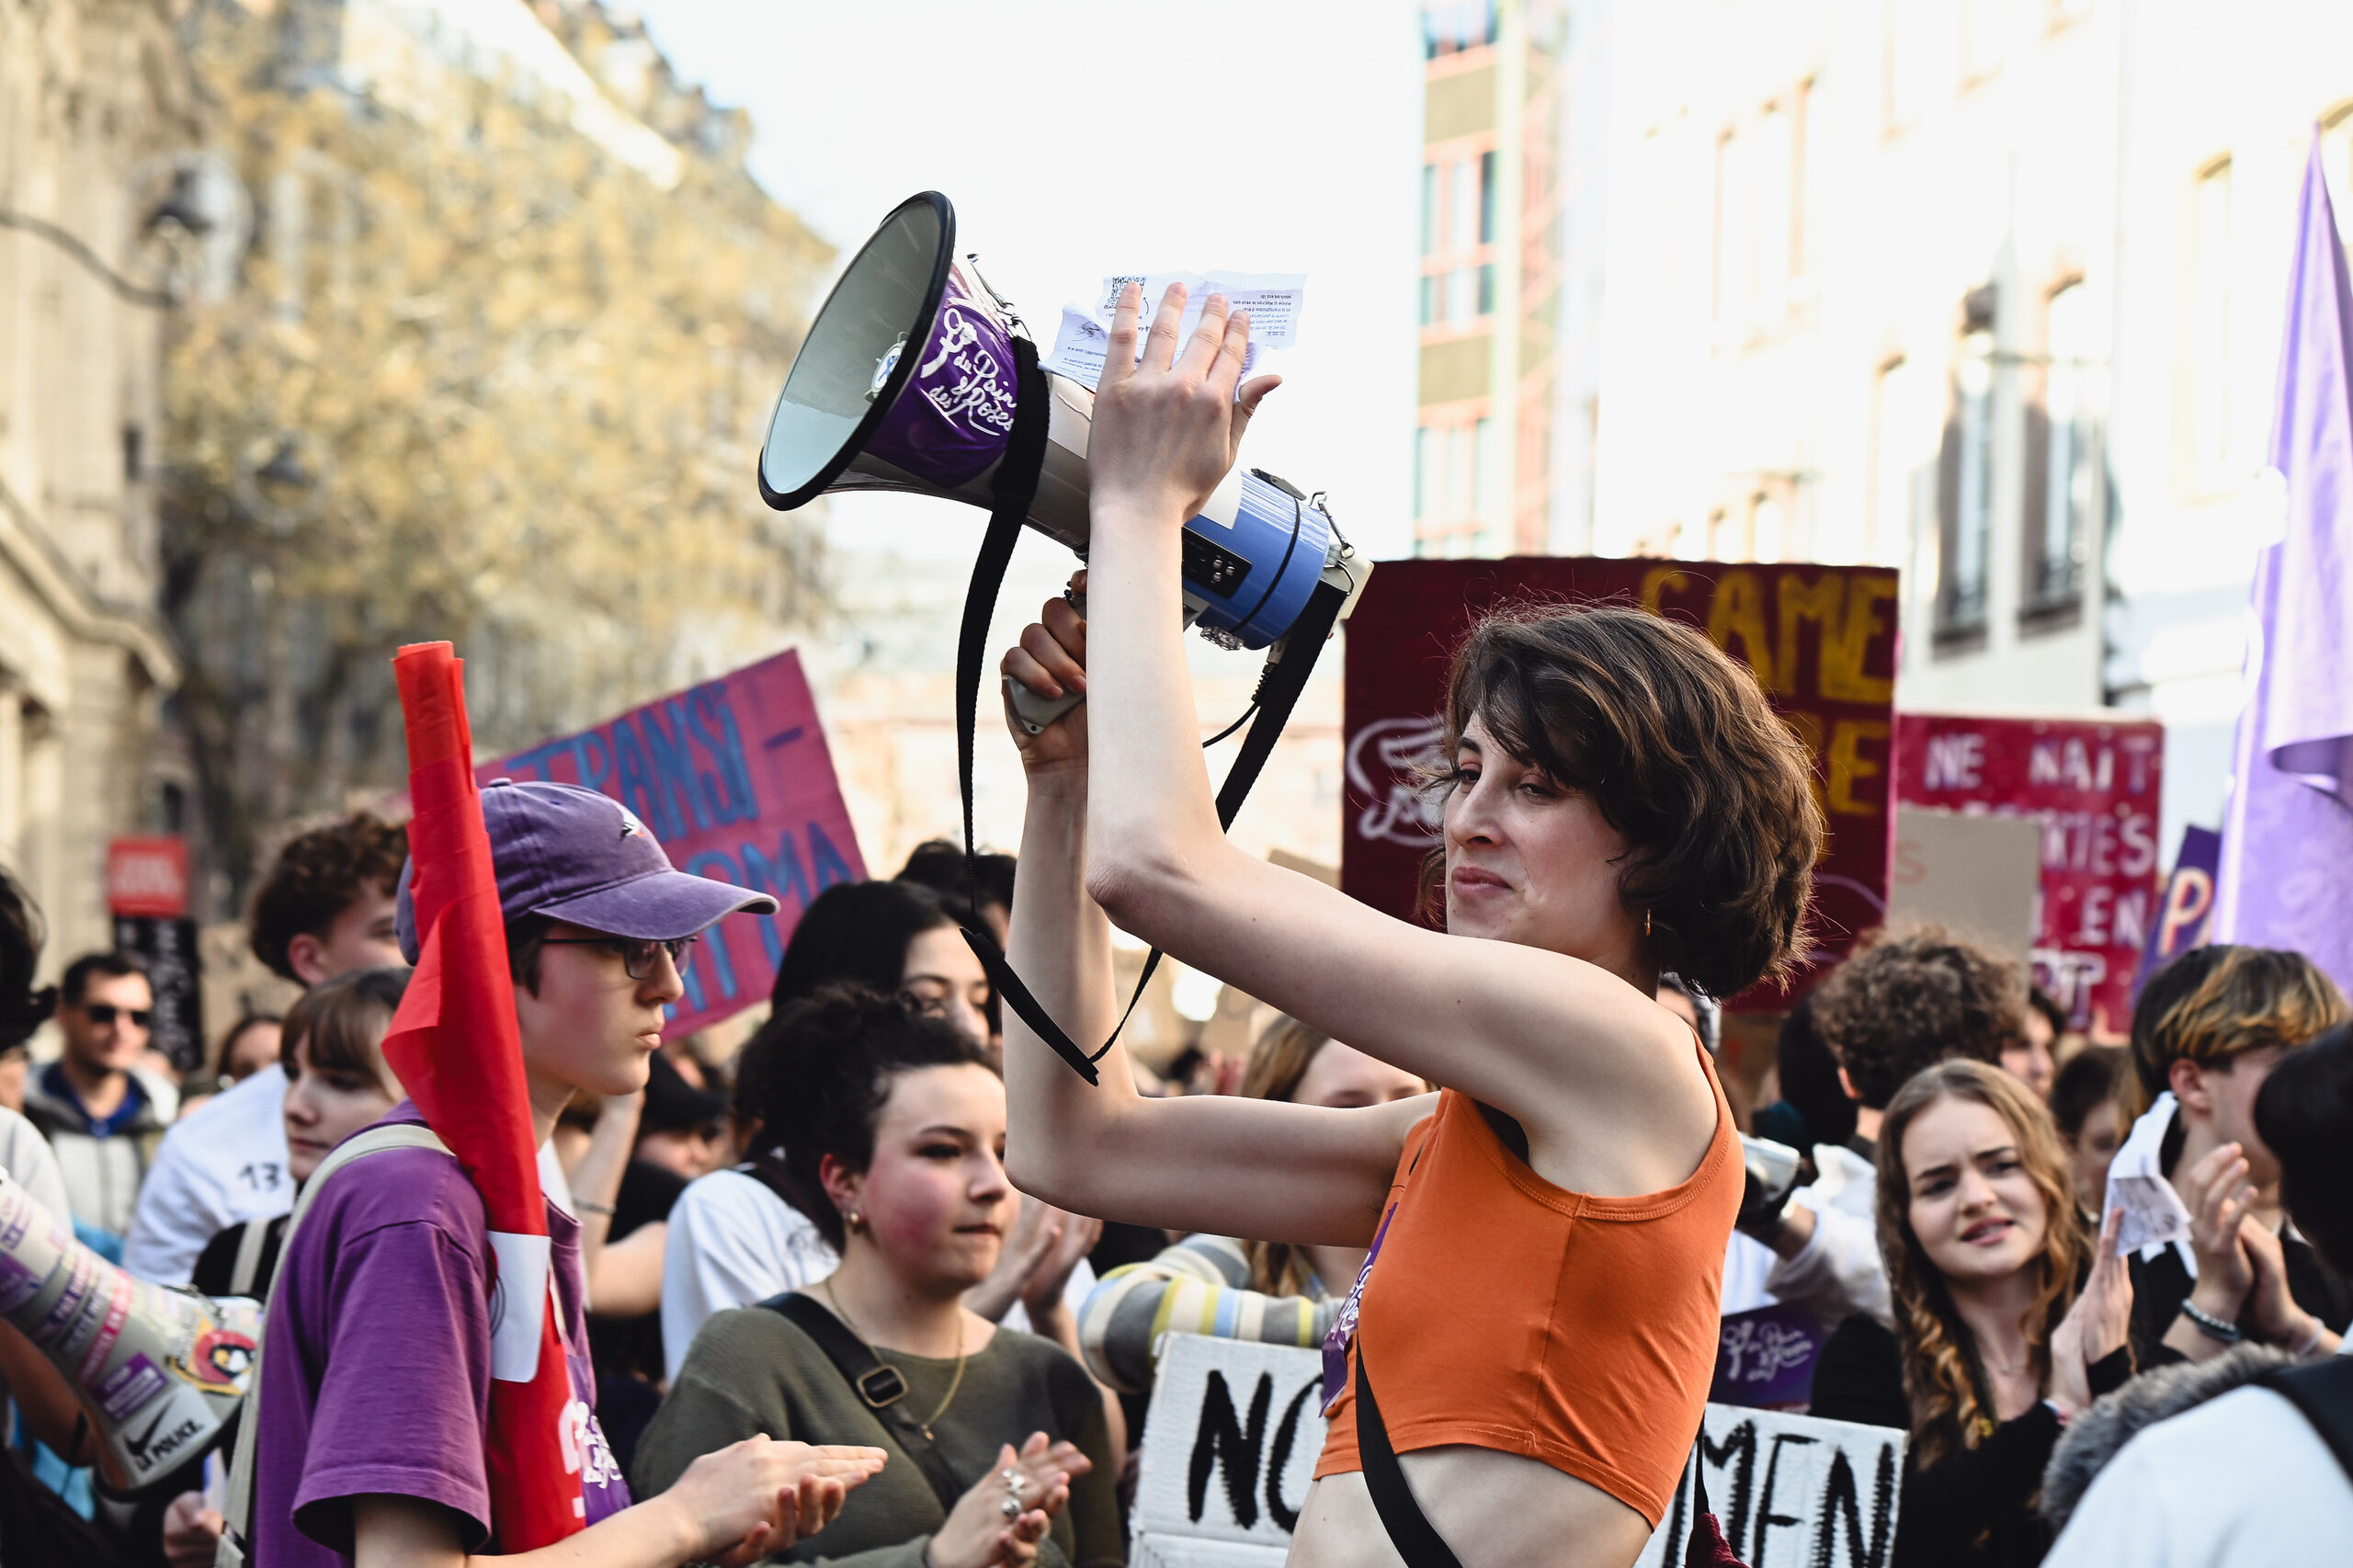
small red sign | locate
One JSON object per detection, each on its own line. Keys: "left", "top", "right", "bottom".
{"left": 1893, "top": 714, "right": 2165, "bottom": 1034}
{"left": 106, "top": 836, "right": 188, "bottom": 918}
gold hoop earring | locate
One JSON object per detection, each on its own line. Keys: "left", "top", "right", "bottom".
{"left": 844, "top": 1209, "right": 864, "bottom": 1233}
{"left": 1644, "top": 909, "right": 1653, "bottom": 937}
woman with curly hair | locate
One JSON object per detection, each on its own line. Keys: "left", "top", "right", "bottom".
{"left": 1812, "top": 1060, "right": 2134, "bottom": 1567}
{"left": 995, "top": 284, "right": 1823, "bottom": 1568}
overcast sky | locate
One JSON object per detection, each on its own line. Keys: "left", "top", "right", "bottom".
{"left": 631, "top": 0, "right": 1427, "bottom": 560}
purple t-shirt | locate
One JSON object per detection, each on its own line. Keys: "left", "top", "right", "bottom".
{"left": 252, "top": 1105, "right": 628, "bottom": 1564}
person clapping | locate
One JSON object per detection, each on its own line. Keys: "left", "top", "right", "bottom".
{"left": 635, "top": 990, "right": 1117, "bottom": 1568}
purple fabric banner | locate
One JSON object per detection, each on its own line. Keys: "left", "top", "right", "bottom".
{"left": 479, "top": 650, "right": 866, "bottom": 1038}
{"left": 2217, "top": 135, "right": 2353, "bottom": 989}
{"left": 2139, "top": 824, "right": 2221, "bottom": 998}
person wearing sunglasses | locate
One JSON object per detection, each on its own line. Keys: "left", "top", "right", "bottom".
{"left": 23, "top": 949, "right": 178, "bottom": 1261}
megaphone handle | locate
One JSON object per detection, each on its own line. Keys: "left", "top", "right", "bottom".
{"left": 1006, "top": 675, "right": 1085, "bottom": 735}
{"left": 1003, "top": 584, "right": 1087, "bottom": 734}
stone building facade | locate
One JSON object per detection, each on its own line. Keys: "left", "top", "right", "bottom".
{"left": 0, "top": 0, "right": 194, "bottom": 965}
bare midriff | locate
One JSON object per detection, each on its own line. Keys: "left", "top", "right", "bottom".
{"left": 1289, "top": 1450, "right": 1654, "bottom": 1568}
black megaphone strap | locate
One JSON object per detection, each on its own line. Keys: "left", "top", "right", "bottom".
{"left": 952, "top": 340, "right": 1346, "bottom": 1085}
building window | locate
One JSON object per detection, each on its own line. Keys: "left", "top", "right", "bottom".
{"left": 1477, "top": 150, "right": 1497, "bottom": 244}
{"left": 2192, "top": 156, "right": 2234, "bottom": 492}
{"left": 1423, "top": 1, "right": 1497, "bottom": 58}
{"left": 1714, "top": 125, "right": 1749, "bottom": 321}
{"left": 1420, "top": 274, "right": 1439, "bottom": 325}
{"left": 1477, "top": 262, "right": 1495, "bottom": 314}
{"left": 1938, "top": 311, "right": 1997, "bottom": 638}
{"left": 1872, "top": 355, "right": 1924, "bottom": 568}
{"left": 2025, "top": 279, "right": 2096, "bottom": 618}
{"left": 1751, "top": 492, "right": 1785, "bottom": 563}
{"left": 1757, "top": 102, "right": 1793, "bottom": 312}
{"left": 2322, "top": 104, "right": 2353, "bottom": 251}
{"left": 1961, "top": 0, "right": 2006, "bottom": 87}
{"left": 1884, "top": 0, "right": 1928, "bottom": 133}
{"left": 1420, "top": 164, "right": 1439, "bottom": 256}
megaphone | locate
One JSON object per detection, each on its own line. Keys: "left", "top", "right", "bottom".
{"left": 0, "top": 1169, "right": 256, "bottom": 1494}
{"left": 756, "top": 191, "right": 1369, "bottom": 730}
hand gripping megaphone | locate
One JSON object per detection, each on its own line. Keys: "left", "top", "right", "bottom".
{"left": 756, "top": 190, "right": 1370, "bottom": 733}
{"left": 0, "top": 1169, "right": 257, "bottom": 1494}
{"left": 755, "top": 192, "right": 1370, "bottom": 1084}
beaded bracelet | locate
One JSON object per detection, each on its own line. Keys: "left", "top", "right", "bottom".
{"left": 2180, "top": 1299, "right": 2243, "bottom": 1344}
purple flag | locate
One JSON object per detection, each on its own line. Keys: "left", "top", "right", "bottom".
{"left": 2215, "top": 133, "right": 2353, "bottom": 985}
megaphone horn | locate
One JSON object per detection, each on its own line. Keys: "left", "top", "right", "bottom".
{"left": 756, "top": 190, "right": 1370, "bottom": 727}
{"left": 0, "top": 1170, "right": 256, "bottom": 1495}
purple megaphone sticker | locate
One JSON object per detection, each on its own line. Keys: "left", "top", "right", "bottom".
{"left": 862, "top": 262, "right": 1019, "bottom": 487}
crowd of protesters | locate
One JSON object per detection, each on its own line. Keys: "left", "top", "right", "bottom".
{"left": 0, "top": 295, "right": 2346, "bottom": 1567}
{"left": 0, "top": 757, "right": 2350, "bottom": 1567}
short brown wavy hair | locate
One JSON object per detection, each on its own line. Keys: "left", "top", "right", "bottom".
{"left": 1809, "top": 924, "right": 2024, "bottom": 1109}
{"left": 1420, "top": 603, "right": 1820, "bottom": 998}
{"left": 2122, "top": 944, "right": 2347, "bottom": 1122}
{"left": 249, "top": 812, "right": 410, "bottom": 983}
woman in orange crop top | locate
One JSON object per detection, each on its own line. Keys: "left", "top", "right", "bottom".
{"left": 995, "top": 284, "right": 1824, "bottom": 1568}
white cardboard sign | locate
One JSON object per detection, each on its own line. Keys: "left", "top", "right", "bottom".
{"left": 1132, "top": 1336, "right": 1904, "bottom": 1568}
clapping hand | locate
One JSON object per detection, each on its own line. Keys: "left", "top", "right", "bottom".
{"left": 2050, "top": 1209, "right": 2134, "bottom": 1415}
{"left": 2177, "top": 1142, "right": 2258, "bottom": 1318}
{"left": 928, "top": 1435, "right": 1090, "bottom": 1568}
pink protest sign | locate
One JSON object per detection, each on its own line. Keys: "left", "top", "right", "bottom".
{"left": 1893, "top": 714, "right": 2163, "bottom": 1036}
{"left": 480, "top": 650, "right": 865, "bottom": 1037}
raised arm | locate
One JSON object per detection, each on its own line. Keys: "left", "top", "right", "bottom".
{"left": 997, "top": 587, "right": 1422, "bottom": 1247}
{"left": 1070, "top": 284, "right": 1712, "bottom": 1195}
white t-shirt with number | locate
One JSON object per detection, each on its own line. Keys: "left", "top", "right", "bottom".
{"left": 121, "top": 1065, "right": 294, "bottom": 1284}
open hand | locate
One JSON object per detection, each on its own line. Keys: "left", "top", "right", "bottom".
{"left": 660, "top": 1435, "right": 889, "bottom": 1565}
{"left": 2177, "top": 1142, "right": 2257, "bottom": 1316}
{"left": 1089, "top": 283, "right": 1280, "bottom": 524}
{"left": 928, "top": 1437, "right": 1086, "bottom": 1568}
{"left": 2241, "top": 1218, "right": 2325, "bottom": 1351}
{"left": 2051, "top": 1209, "right": 2133, "bottom": 1413}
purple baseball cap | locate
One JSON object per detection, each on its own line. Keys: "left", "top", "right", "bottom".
{"left": 395, "top": 778, "right": 777, "bottom": 963}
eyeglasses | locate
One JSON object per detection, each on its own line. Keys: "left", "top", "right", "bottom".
{"left": 540, "top": 935, "right": 698, "bottom": 981}
{"left": 81, "top": 1004, "right": 153, "bottom": 1027}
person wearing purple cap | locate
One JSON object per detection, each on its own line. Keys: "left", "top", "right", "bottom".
{"left": 240, "top": 780, "right": 888, "bottom": 1568}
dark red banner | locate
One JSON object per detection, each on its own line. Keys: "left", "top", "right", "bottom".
{"left": 1893, "top": 714, "right": 2164, "bottom": 1034}
{"left": 1341, "top": 558, "right": 1897, "bottom": 1007}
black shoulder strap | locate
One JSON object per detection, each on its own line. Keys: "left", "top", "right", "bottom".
{"left": 2261, "top": 1356, "right": 2353, "bottom": 1484}
{"left": 950, "top": 337, "right": 1348, "bottom": 1086}
{"left": 763, "top": 1292, "right": 965, "bottom": 1514}
{"left": 1353, "top": 1339, "right": 1466, "bottom": 1568}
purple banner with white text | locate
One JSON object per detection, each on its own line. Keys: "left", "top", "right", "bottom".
{"left": 479, "top": 650, "right": 865, "bottom": 1037}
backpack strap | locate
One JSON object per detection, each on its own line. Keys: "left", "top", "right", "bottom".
{"left": 227, "top": 1215, "right": 274, "bottom": 1301}
{"left": 2260, "top": 1356, "right": 2353, "bottom": 1485}
{"left": 762, "top": 1292, "right": 965, "bottom": 1515}
{"left": 216, "top": 1123, "right": 451, "bottom": 1568}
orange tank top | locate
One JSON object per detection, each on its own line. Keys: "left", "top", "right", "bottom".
{"left": 1313, "top": 1047, "right": 1741, "bottom": 1528}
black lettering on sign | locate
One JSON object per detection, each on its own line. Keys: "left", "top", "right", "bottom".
{"left": 1262, "top": 1378, "right": 1320, "bottom": 1532}
{"left": 1700, "top": 1419, "right": 1761, "bottom": 1549}
{"left": 1750, "top": 1431, "right": 1816, "bottom": 1562}
{"left": 1188, "top": 1370, "right": 1273, "bottom": 1528}
{"left": 1813, "top": 1441, "right": 1898, "bottom": 1568}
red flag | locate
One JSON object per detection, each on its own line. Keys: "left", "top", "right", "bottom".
{"left": 384, "top": 642, "right": 583, "bottom": 1548}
